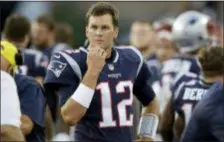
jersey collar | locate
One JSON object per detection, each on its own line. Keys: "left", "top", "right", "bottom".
{"left": 106, "top": 47, "right": 119, "bottom": 63}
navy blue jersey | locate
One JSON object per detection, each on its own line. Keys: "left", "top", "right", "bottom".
{"left": 173, "top": 78, "right": 213, "bottom": 126}
{"left": 161, "top": 55, "right": 202, "bottom": 88}
{"left": 44, "top": 46, "right": 156, "bottom": 142}
{"left": 37, "top": 43, "right": 72, "bottom": 61}
{"left": 14, "top": 74, "right": 46, "bottom": 142}
{"left": 181, "top": 81, "right": 224, "bottom": 141}
{"left": 17, "top": 48, "right": 48, "bottom": 77}
{"left": 171, "top": 72, "right": 202, "bottom": 96}
{"left": 146, "top": 54, "right": 162, "bottom": 85}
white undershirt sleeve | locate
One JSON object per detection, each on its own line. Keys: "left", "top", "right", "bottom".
{"left": 1, "top": 71, "right": 21, "bottom": 128}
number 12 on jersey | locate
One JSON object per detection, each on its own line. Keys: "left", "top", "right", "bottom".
{"left": 96, "top": 80, "right": 134, "bottom": 128}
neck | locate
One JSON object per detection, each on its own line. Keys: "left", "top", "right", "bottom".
{"left": 203, "top": 76, "right": 223, "bottom": 84}
{"left": 47, "top": 38, "right": 55, "bottom": 47}
{"left": 139, "top": 46, "right": 152, "bottom": 59}
{"left": 4, "top": 38, "right": 22, "bottom": 49}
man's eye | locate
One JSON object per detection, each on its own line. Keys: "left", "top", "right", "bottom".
{"left": 102, "top": 26, "right": 109, "bottom": 30}
{"left": 91, "top": 26, "right": 97, "bottom": 30}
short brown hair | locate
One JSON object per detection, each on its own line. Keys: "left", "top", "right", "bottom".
{"left": 85, "top": 2, "right": 119, "bottom": 27}
{"left": 36, "top": 15, "right": 55, "bottom": 31}
{"left": 199, "top": 47, "right": 224, "bottom": 77}
{"left": 3, "top": 14, "right": 30, "bottom": 42}
{"left": 55, "top": 22, "right": 73, "bottom": 45}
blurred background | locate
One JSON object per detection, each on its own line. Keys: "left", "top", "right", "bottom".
{"left": 1, "top": 1, "right": 223, "bottom": 48}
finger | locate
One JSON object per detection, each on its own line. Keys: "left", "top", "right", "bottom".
{"left": 98, "top": 48, "right": 107, "bottom": 58}
{"left": 102, "top": 50, "right": 107, "bottom": 59}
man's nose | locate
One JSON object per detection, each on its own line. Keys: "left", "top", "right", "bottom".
{"left": 96, "top": 29, "right": 103, "bottom": 36}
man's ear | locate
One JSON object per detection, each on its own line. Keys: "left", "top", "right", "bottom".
{"left": 114, "top": 27, "right": 119, "bottom": 38}
{"left": 86, "top": 27, "right": 89, "bottom": 38}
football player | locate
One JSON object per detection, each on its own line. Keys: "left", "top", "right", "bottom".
{"left": 129, "top": 20, "right": 158, "bottom": 139}
{"left": 2, "top": 13, "right": 48, "bottom": 83}
{"left": 1, "top": 41, "right": 46, "bottom": 142}
{"left": 31, "top": 15, "right": 72, "bottom": 61}
{"left": 160, "top": 11, "right": 218, "bottom": 100}
{"left": 0, "top": 42, "right": 24, "bottom": 141}
{"left": 160, "top": 10, "right": 219, "bottom": 141}
{"left": 160, "top": 46, "right": 223, "bottom": 141}
{"left": 181, "top": 47, "right": 224, "bottom": 141}
{"left": 44, "top": 2, "right": 160, "bottom": 142}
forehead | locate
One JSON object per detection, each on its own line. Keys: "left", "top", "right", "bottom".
{"left": 131, "top": 22, "right": 151, "bottom": 31}
{"left": 32, "top": 22, "right": 48, "bottom": 31}
{"left": 88, "top": 14, "right": 113, "bottom": 26}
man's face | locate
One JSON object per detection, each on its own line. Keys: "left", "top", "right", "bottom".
{"left": 86, "top": 14, "right": 118, "bottom": 50}
{"left": 31, "top": 22, "right": 52, "bottom": 48}
{"left": 155, "top": 38, "right": 176, "bottom": 62}
{"left": 130, "top": 22, "right": 152, "bottom": 49}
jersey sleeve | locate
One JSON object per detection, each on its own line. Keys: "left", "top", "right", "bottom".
{"left": 44, "top": 51, "right": 81, "bottom": 86}
{"left": 0, "top": 71, "right": 21, "bottom": 128}
{"left": 133, "top": 62, "right": 156, "bottom": 106}
{"left": 23, "top": 49, "right": 48, "bottom": 77}
{"left": 19, "top": 78, "right": 46, "bottom": 127}
{"left": 44, "top": 51, "right": 82, "bottom": 115}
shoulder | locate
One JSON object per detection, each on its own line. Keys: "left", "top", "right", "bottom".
{"left": 23, "top": 48, "right": 43, "bottom": 57}
{"left": 44, "top": 47, "right": 87, "bottom": 85}
{"left": 1, "top": 70, "right": 15, "bottom": 84}
{"left": 193, "top": 82, "right": 223, "bottom": 119}
{"left": 51, "top": 47, "right": 87, "bottom": 78}
{"left": 201, "top": 82, "right": 224, "bottom": 104}
{"left": 173, "top": 72, "right": 199, "bottom": 87}
{"left": 115, "top": 45, "right": 143, "bottom": 62}
{"left": 15, "top": 74, "right": 38, "bottom": 85}
{"left": 14, "top": 74, "right": 41, "bottom": 91}
{"left": 53, "top": 43, "right": 72, "bottom": 53}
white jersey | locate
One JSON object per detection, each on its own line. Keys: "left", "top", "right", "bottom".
{"left": 1, "top": 70, "right": 21, "bottom": 128}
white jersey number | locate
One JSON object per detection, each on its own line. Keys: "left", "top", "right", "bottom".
{"left": 96, "top": 80, "right": 134, "bottom": 128}
{"left": 182, "top": 103, "right": 193, "bottom": 125}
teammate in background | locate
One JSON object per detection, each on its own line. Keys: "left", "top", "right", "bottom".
{"left": 31, "top": 15, "right": 71, "bottom": 61}
{"left": 2, "top": 14, "right": 52, "bottom": 140}
{"left": 1, "top": 43, "right": 24, "bottom": 141}
{"left": 160, "top": 46, "right": 223, "bottom": 141}
{"left": 2, "top": 13, "right": 48, "bottom": 83}
{"left": 44, "top": 2, "right": 159, "bottom": 142}
{"left": 181, "top": 47, "right": 224, "bottom": 141}
{"left": 160, "top": 11, "right": 219, "bottom": 100}
{"left": 1, "top": 41, "right": 46, "bottom": 142}
{"left": 55, "top": 22, "right": 74, "bottom": 47}
{"left": 160, "top": 11, "right": 219, "bottom": 141}
{"left": 129, "top": 20, "right": 158, "bottom": 139}
{"left": 130, "top": 20, "right": 156, "bottom": 60}
{"left": 152, "top": 30, "right": 178, "bottom": 113}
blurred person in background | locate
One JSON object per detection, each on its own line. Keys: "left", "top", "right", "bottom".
{"left": 161, "top": 46, "right": 224, "bottom": 142}
{"left": 130, "top": 20, "right": 156, "bottom": 60}
{"left": 160, "top": 11, "right": 219, "bottom": 104}
{"left": 32, "top": 15, "right": 74, "bottom": 140}
{"left": 129, "top": 20, "right": 158, "bottom": 139}
{"left": 55, "top": 22, "right": 74, "bottom": 47}
{"left": 160, "top": 10, "right": 219, "bottom": 142}
{"left": 151, "top": 30, "right": 178, "bottom": 114}
{"left": 44, "top": 2, "right": 159, "bottom": 142}
{"left": 0, "top": 41, "right": 24, "bottom": 141}
{"left": 181, "top": 47, "right": 224, "bottom": 141}
{"left": 2, "top": 13, "right": 48, "bottom": 84}
{"left": 1, "top": 40, "right": 46, "bottom": 142}
{"left": 31, "top": 14, "right": 74, "bottom": 138}
{"left": 31, "top": 15, "right": 71, "bottom": 61}
{"left": 2, "top": 14, "right": 52, "bottom": 141}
